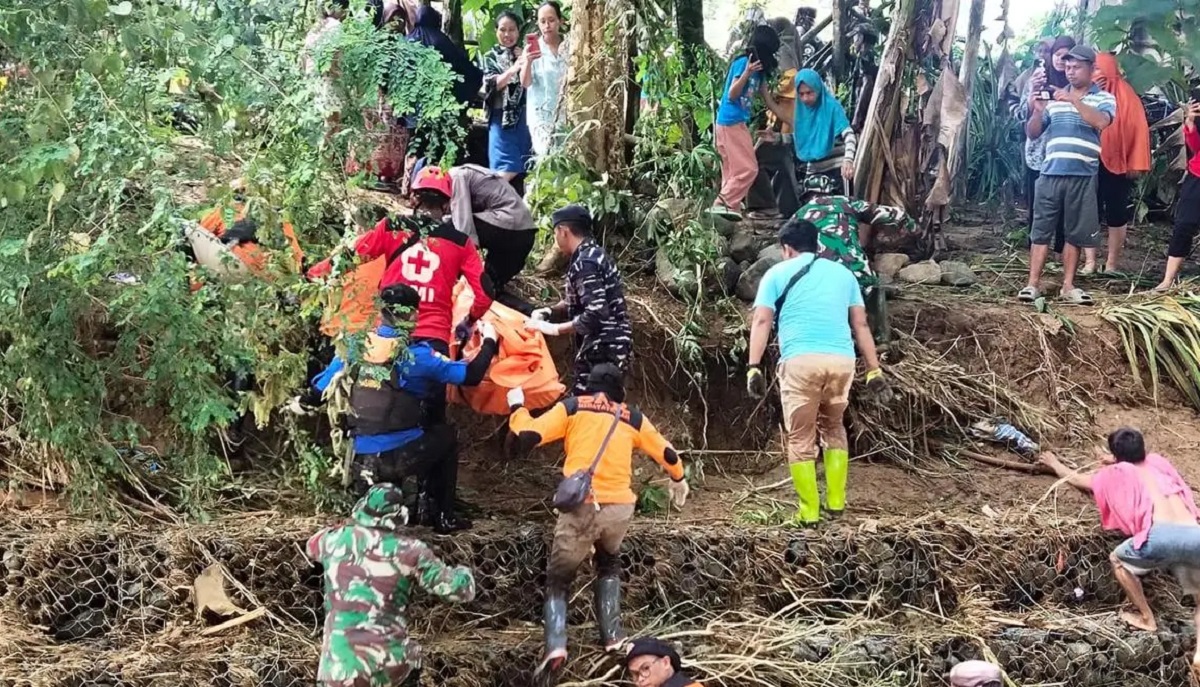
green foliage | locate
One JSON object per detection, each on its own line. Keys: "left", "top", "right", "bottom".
{"left": 526, "top": 150, "right": 632, "bottom": 227}
{"left": 0, "top": 0, "right": 464, "bottom": 511}
{"left": 631, "top": 43, "right": 723, "bottom": 201}
{"left": 964, "top": 46, "right": 1023, "bottom": 207}
{"left": 1101, "top": 296, "right": 1200, "bottom": 411}
{"left": 1093, "top": 0, "right": 1199, "bottom": 97}
{"left": 635, "top": 483, "right": 669, "bottom": 515}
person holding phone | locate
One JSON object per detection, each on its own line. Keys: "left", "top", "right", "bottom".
{"left": 1016, "top": 37, "right": 1075, "bottom": 254}
{"left": 1020, "top": 45, "right": 1115, "bottom": 307}
{"left": 1154, "top": 98, "right": 1200, "bottom": 290}
{"left": 709, "top": 24, "right": 779, "bottom": 221}
{"left": 482, "top": 11, "right": 533, "bottom": 193}
{"left": 521, "top": 1, "right": 569, "bottom": 158}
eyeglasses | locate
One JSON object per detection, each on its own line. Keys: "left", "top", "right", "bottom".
{"left": 628, "top": 657, "right": 666, "bottom": 680}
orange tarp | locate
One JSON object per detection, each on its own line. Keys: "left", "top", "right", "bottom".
{"left": 319, "top": 255, "right": 387, "bottom": 338}
{"left": 448, "top": 283, "right": 565, "bottom": 415}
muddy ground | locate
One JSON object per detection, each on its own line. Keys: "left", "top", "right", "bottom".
{"left": 4, "top": 210, "right": 1200, "bottom": 686}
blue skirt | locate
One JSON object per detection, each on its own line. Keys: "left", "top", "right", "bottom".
{"left": 488, "top": 109, "right": 533, "bottom": 174}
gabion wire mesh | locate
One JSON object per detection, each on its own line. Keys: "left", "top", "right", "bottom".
{"left": 0, "top": 513, "right": 1193, "bottom": 686}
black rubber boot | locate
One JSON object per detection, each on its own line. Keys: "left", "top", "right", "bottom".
{"left": 536, "top": 590, "right": 569, "bottom": 676}
{"left": 593, "top": 575, "right": 626, "bottom": 652}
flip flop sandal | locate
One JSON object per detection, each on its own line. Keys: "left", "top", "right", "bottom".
{"left": 1078, "top": 264, "right": 1098, "bottom": 277}
{"left": 1060, "top": 287, "right": 1095, "bottom": 305}
{"left": 707, "top": 205, "right": 743, "bottom": 222}
{"left": 746, "top": 209, "right": 782, "bottom": 220}
{"left": 1017, "top": 286, "right": 1041, "bottom": 303}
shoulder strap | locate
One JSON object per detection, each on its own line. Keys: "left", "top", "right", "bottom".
{"left": 585, "top": 404, "right": 624, "bottom": 476}
{"left": 387, "top": 222, "right": 425, "bottom": 265}
{"left": 773, "top": 256, "right": 821, "bottom": 331}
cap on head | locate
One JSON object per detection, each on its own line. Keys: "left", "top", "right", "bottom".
{"left": 380, "top": 283, "right": 421, "bottom": 317}
{"left": 949, "top": 660, "right": 1003, "bottom": 687}
{"left": 625, "top": 637, "right": 682, "bottom": 672}
{"left": 551, "top": 204, "right": 593, "bottom": 236}
{"left": 801, "top": 174, "right": 839, "bottom": 197}
{"left": 1065, "top": 44, "right": 1096, "bottom": 64}
{"left": 351, "top": 483, "right": 409, "bottom": 529}
{"left": 585, "top": 363, "right": 625, "bottom": 402}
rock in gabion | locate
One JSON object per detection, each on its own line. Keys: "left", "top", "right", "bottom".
{"left": 897, "top": 261, "right": 942, "bottom": 284}
{"left": 940, "top": 260, "right": 978, "bottom": 286}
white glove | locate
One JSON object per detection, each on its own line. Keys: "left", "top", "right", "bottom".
{"left": 506, "top": 387, "right": 525, "bottom": 409}
{"left": 524, "top": 318, "right": 561, "bottom": 336}
{"left": 668, "top": 479, "right": 689, "bottom": 509}
{"left": 476, "top": 320, "right": 497, "bottom": 342}
{"left": 531, "top": 307, "right": 552, "bottom": 322}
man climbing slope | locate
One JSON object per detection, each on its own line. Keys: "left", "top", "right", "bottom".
{"left": 795, "top": 174, "right": 917, "bottom": 343}
{"left": 307, "top": 483, "right": 475, "bottom": 687}
{"left": 1039, "top": 428, "right": 1200, "bottom": 677}
{"left": 313, "top": 284, "right": 499, "bottom": 533}
{"left": 507, "top": 364, "right": 689, "bottom": 675}
{"left": 746, "top": 218, "right": 888, "bottom": 526}
{"left": 524, "top": 205, "right": 633, "bottom": 395}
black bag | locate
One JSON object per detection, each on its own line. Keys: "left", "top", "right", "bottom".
{"left": 552, "top": 404, "right": 624, "bottom": 512}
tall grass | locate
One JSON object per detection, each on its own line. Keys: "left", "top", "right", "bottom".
{"left": 963, "top": 47, "right": 1025, "bottom": 208}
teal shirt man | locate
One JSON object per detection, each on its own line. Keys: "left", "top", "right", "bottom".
{"left": 752, "top": 253, "right": 864, "bottom": 361}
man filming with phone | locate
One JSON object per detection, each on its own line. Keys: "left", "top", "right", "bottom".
{"left": 1019, "top": 44, "right": 1115, "bottom": 308}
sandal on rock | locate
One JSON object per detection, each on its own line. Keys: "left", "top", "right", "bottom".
{"left": 706, "top": 205, "right": 743, "bottom": 222}
{"left": 1017, "top": 286, "right": 1041, "bottom": 303}
{"left": 1060, "top": 287, "right": 1095, "bottom": 305}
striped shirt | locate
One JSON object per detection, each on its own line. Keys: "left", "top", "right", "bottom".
{"left": 801, "top": 128, "right": 858, "bottom": 177}
{"left": 1040, "top": 85, "right": 1116, "bottom": 177}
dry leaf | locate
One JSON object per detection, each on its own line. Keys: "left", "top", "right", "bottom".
{"left": 981, "top": 504, "right": 1000, "bottom": 519}
{"left": 193, "top": 562, "right": 247, "bottom": 621}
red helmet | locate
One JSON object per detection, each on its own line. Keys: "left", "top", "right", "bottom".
{"left": 411, "top": 166, "right": 453, "bottom": 199}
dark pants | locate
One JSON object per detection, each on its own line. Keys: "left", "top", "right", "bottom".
{"left": 475, "top": 220, "right": 536, "bottom": 292}
{"left": 1169, "top": 174, "right": 1200, "bottom": 258}
{"left": 571, "top": 339, "right": 632, "bottom": 396}
{"left": 1025, "top": 167, "right": 1065, "bottom": 253}
{"left": 352, "top": 424, "right": 458, "bottom": 513}
{"left": 413, "top": 337, "right": 450, "bottom": 426}
{"left": 747, "top": 140, "right": 799, "bottom": 217}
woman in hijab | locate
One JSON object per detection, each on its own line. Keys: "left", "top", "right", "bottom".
{"left": 1017, "top": 36, "right": 1074, "bottom": 253}
{"left": 709, "top": 24, "right": 780, "bottom": 221}
{"left": 745, "top": 17, "right": 802, "bottom": 219}
{"left": 765, "top": 68, "right": 856, "bottom": 193}
{"left": 408, "top": 5, "right": 483, "bottom": 107}
{"left": 1086, "top": 52, "right": 1150, "bottom": 275}
{"left": 482, "top": 10, "right": 533, "bottom": 192}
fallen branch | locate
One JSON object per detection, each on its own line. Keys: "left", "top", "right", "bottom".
{"left": 957, "top": 448, "right": 1052, "bottom": 475}
{"left": 199, "top": 607, "right": 267, "bottom": 636}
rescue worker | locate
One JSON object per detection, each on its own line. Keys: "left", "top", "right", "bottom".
{"left": 745, "top": 218, "right": 888, "bottom": 526}
{"left": 308, "top": 165, "right": 494, "bottom": 424}
{"left": 506, "top": 364, "right": 689, "bottom": 675}
{"left": 523, "top": 205, "right": 633, "bottom": 395}
{"left": 625, "top": 637, "right": 702, "bottom": 687}
{"left": 445, "top": 163, "right": 537, "bottom": 309}
{"left": 307, "top": 483, "right": 476, "bottom": 687}
{"left": 313, "top": 284, "right": 500, "bottom": 533}
{"left": 795, "top": 174, "right": 916, "bottom": 343}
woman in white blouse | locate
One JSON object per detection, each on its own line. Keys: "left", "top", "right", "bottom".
{"left": 520, "top": 1, "right": 569, "bottom": 157}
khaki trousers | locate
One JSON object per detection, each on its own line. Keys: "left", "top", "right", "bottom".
{"left": 779, "top": 354, "right": 855, "bottom": 462}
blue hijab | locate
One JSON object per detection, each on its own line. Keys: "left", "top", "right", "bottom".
{"left": 792, "top": 69, "right": 851, "bottom": 163}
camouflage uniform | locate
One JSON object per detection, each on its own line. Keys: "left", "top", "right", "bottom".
{"left": 307, "top": 484, "right": 476, "bottom": 687}
{"left": 565, "top": 238, "right": 633, "bottom": 395}
{"left": 797, "top": 175, "right": 916, "bottom": 342}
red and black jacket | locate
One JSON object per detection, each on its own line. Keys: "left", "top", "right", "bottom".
{"left": 309, "top": 216, "right": 493, "bottom": 343}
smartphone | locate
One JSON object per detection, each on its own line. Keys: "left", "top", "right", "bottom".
{"left": 747, "top": 46, "right": 760, "bottom": 65}
{"left": 525, "top": 33, "right": 541, "bottom": 55}
{"left": 1034, "top": 58, "right": 1052, "bottom": 101}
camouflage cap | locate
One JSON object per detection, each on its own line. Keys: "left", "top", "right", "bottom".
{"left": 352, "top": 483, "right": 409, "bottom": 530}
{"left": 801, "top": 174, "right": 839, "bottom": 197}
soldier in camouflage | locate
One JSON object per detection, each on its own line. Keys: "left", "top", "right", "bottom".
{"left": 307, "top": 483, "right": 476, "bottom": 687}
{"left": 796, "top": 174, "right": 916, "bottom": 342}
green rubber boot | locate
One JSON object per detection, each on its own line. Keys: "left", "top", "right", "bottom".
{"left": 789, "top": 461, "right": 820, "bottom": 525}
{"left": 824, "top": 448, "right": 849, "bottom": 514}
